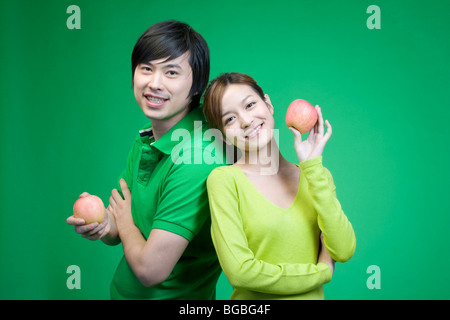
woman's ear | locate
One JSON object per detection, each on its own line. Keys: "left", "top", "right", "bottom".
{"left": 264, "top": 94, "right": 274, "bottom": 115}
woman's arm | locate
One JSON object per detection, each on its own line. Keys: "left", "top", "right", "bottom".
{"left": 290, "top": 106, "right": 356, "bottom": 262}
{"left": 207, "top": 169, "right": 333, "bottom": 296}
{"left": 300, "top": 157, "right": 356, "bottom": 262}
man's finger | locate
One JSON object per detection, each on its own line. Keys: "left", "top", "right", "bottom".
{"left": 120, "top": 179, "right": 131, "bottom": 200}
{"left": 66, "top": 216, "right": 86, "bottom": 226}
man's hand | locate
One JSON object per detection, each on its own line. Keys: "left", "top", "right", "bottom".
{"left": 108, "top": 179, "right": 135, "bottom": 235}
{"left": 66, "top": 192, "right": 110, "bottom": 240}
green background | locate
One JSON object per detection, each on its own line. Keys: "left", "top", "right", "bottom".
{"left": 1, "top": 0, "right": 449, "bottom": 300}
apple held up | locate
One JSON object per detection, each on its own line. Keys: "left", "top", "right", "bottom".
{"left": 73, "top": 195, "right": 105, "bottom": 224}
{"left": 285, "top": 99, "right": 318, "bottom": 134}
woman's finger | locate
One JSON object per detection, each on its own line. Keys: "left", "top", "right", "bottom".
{"left": 323, "top": 120, "right": 332, "bottom": 141}
{"left": 317, "top": 106, "right": 324, "bottom": 136}
{"left": 289, "top": 127, "right": 303, "bottom": 142}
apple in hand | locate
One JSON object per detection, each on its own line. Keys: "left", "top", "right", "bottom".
{"left": 73, "top": 195, "right": 105, "bottom": 224}
{"left": 285, "top": 99, "right": 318, "bottom": 134}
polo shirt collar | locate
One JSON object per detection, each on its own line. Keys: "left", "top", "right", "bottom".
{"left": 143, "top": 108, "right": 205, "bottom": 155}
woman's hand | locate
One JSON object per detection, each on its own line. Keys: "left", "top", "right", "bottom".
{"left": 318, "top": 233, "right": 335, "bottom": 275}
{"left": 289, "top": 105, "right": 332, "bottom": 163}
{"left": 108, "top": 179, "right": 135, "bottom": 235}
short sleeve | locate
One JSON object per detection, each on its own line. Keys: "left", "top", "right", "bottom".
{"left": 152, "top": 148, "right": 218, "bottom": 241}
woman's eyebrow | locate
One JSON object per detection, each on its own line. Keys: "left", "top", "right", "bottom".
{"left": 222, "top": 111, "right": 231, "bottom": 118}
{"left": 221, "top": 95, "right": 256, "bottom": 117}
{"left": 241, "top": 95, "right": 253, "bottom": 104}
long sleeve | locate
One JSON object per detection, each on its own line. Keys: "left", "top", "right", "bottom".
{"left": 300, "top": 156, "right": 356, "bottom": 262}
{"left": 207, "top": 168, "right": 332, "bottom": 296}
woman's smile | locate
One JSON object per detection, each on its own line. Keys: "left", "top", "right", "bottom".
{"left": 245, "top": 123, "right": 263, "bottom": 139}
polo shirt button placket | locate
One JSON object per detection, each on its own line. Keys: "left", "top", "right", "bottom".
{"left": 137, "top": 144, "right": 160, "bottom": 185}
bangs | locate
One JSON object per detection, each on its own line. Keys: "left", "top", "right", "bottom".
{"left": 132, "top": 31, "right": 187, "bottom": 68}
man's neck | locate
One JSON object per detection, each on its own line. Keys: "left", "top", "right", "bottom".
{"left": 150, "top": 107, "right": 191, "bottom": 141}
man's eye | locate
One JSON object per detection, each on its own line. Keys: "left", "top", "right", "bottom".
{"left": 167, "top": 70, "right": 178, "bottom": 76}
{"left": 246, "top": 102, "right": 256, "bottom": 109}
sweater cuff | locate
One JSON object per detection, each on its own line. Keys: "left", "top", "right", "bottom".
{"left": 317, "top": 262, "right": 333, "bottom": 284}
{"left": 299, "top": 156, "right": 323, "bottom": 170}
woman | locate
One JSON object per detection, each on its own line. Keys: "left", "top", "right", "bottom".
{"left": 203, "top": 72, "right": 356, "bottom": 300}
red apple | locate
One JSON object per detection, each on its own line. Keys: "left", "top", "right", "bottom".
{"left": 73, "top": 195, "right": 105, "bottom": 224}
{"left": 285, "top": 99, "right": 318, "bottom": 134}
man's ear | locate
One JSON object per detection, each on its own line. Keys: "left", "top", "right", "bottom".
{"left": 264, "top": 94, "right": 274, "bottom": 115}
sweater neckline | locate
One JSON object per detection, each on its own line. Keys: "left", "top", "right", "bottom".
{"left": 229, "top": 164, "right": 302, "bottom": 211}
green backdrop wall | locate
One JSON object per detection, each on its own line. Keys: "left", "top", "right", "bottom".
{"left": 1, "top": 0, "right": 449, "bottom": 300}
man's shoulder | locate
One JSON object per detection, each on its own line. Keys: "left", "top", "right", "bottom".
{"left": 170, "top": 119, "right": 228, "bottom": 167}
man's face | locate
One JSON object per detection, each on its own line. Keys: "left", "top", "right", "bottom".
{"left": 133, "top": 51, "right": 193, "bottom": 122}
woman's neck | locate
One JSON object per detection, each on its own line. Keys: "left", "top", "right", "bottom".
{"left": 234, "top": 138, "right": 290, "bottom": 176}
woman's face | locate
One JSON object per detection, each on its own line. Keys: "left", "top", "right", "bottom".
{"left": 220, "top": 84, "right": 275, "bottom": 151}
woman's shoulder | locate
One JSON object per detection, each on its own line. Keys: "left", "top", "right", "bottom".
{"left": 207, "top": 164, "right": 242, "bottom": 184}
{"left": 209, "top": 164, "right": 239, "bottom": 177}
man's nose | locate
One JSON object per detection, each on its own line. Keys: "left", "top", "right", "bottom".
{"left": 147, "top": 72, "right": 163, "bottom": 91}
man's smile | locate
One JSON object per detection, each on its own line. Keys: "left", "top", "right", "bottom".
{"left": 144, "top": 93, "right": 169, "bottom": 107}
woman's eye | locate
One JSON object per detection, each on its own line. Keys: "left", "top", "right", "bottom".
{"left": 246, "top": 102, "right": 256, "bottom": 109}
{"left": 224, "top": 116, "right": 235, "bottom": 125}
{"left": 167, "top": 70, "right": 178, "bottom": 76}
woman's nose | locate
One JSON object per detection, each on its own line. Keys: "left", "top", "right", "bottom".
{"left": 240, "top": 114, "right": 253, "bottom": 129}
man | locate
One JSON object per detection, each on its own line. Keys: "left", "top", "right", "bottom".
{"left": 67, "top": 20, "right": 224, "bottom": 299}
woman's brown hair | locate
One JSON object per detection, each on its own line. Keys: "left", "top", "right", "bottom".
{"left": 202, "top": 72, "right": 265, "bottom": 133}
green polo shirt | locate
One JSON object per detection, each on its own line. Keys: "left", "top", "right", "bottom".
{"left": 110, "top": 108, "right": 225, "bottom": 300}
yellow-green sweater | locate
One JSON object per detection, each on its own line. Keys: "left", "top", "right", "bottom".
{"left": 207, "top": 156, "right": 356, "bottom": 300}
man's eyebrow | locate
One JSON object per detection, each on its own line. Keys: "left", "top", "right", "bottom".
{"left": 142, "top": 61, "right": 182, "bottom": 69}
{"left": 164, "top": 63, "right": 182, "bottom": 69}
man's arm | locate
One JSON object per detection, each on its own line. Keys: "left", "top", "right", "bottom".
{"left": 109, "top": 179, "right": 188, "bottom": 287}
{"left": 100, "top": 208, "right": 121, "bottom": 246}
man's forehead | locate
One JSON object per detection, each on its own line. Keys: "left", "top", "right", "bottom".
{"left": 146, "top": 51, "right": 190, "bottom": 67}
